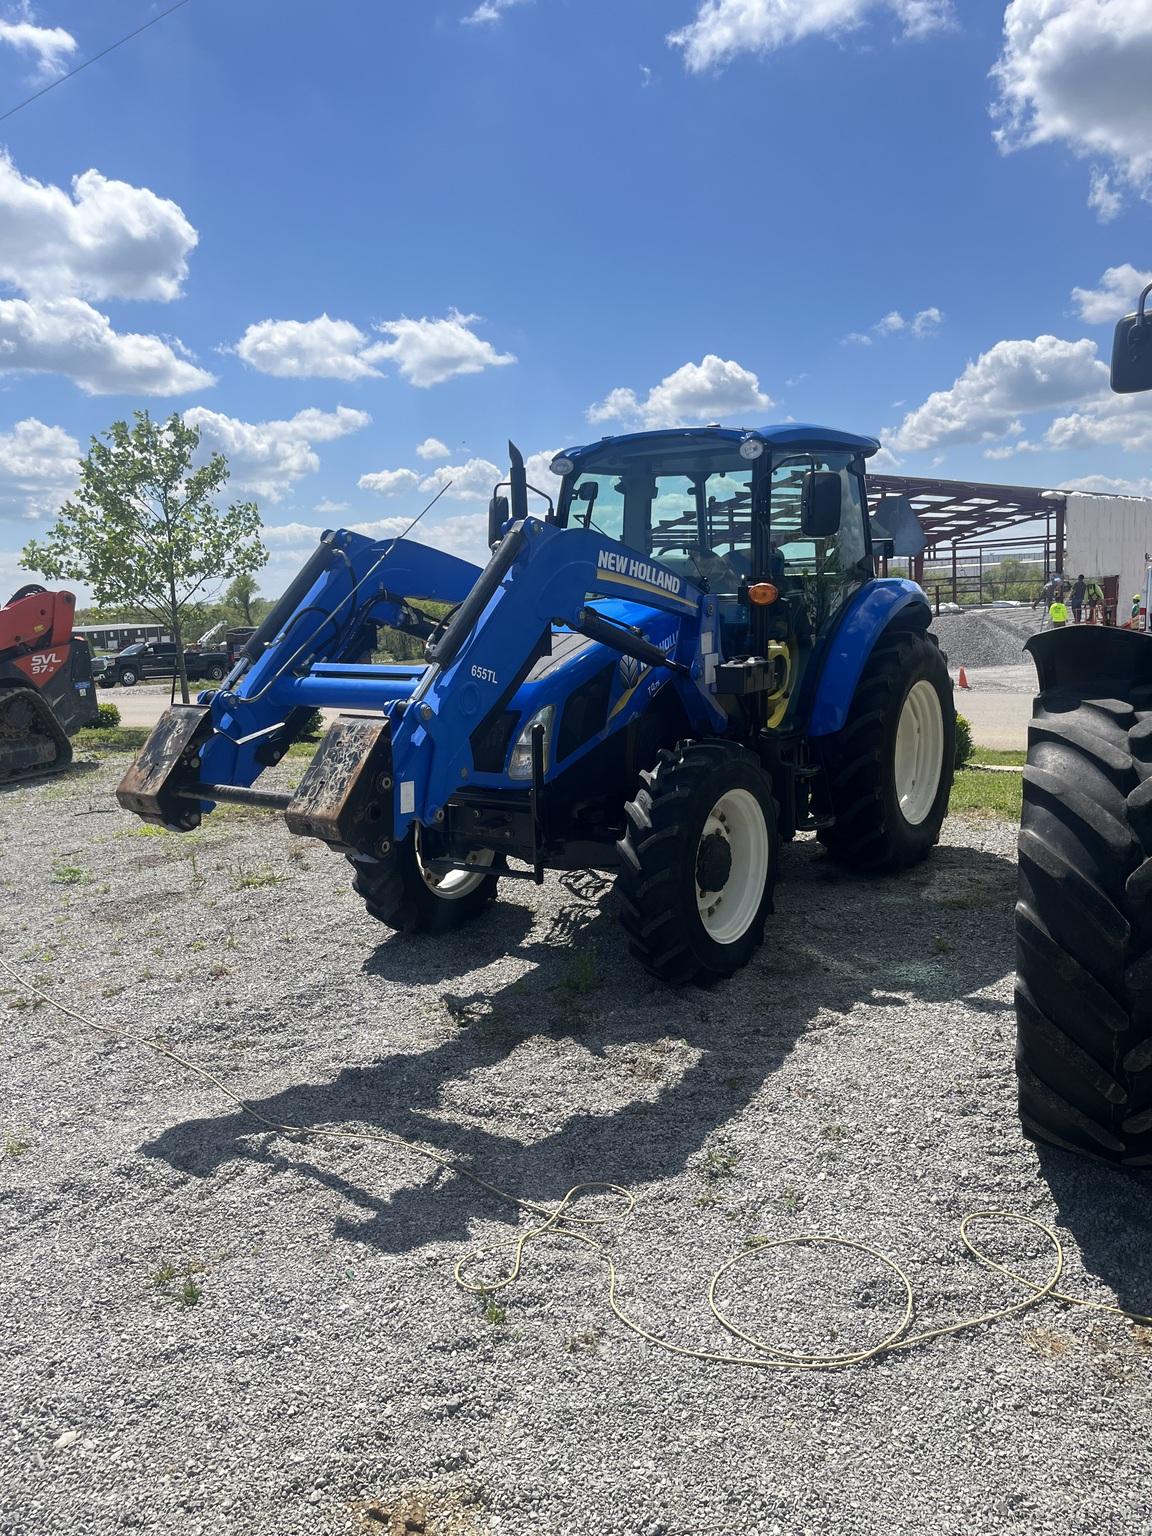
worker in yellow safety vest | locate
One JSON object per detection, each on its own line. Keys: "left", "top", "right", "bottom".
{"left": 1049, "top": 600, "right": 1069, "bottom": 628}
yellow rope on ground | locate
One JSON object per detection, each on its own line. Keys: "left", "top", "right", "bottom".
{"left": 4, "top": 955, "right": 1150, "bottom": 1371}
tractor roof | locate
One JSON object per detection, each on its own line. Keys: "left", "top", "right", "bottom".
{"left": 559, "top": 423, "right": 881, "bottom": 470}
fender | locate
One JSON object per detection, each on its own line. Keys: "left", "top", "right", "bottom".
{"left": 807, "top": 578, "right": 931, "bottom": 737}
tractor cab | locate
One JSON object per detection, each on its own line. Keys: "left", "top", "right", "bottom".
{"left": 548, "top": 424, "right": 879, "bottom": 723}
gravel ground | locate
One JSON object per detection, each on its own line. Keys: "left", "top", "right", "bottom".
{"left": 931, "top": 608, "right": 1040, "bottom": 672}
{"left": 3, "top": 747, "right": 1152, "bottom": 1536}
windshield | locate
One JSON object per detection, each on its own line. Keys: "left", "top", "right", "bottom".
{"left": 567, "top": 465, "right": 753, "bottom": 596}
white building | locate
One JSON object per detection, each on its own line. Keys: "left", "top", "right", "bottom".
{"left": 1065, "top": 492, "right": 1152, "bottom": 616}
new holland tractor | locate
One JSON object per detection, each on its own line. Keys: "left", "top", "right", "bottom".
{"left": 119, "top": 424, "right": 954, "bottom": 984}
{"left": 1013, "top": 284, "right": 1152, "bottom": 1167}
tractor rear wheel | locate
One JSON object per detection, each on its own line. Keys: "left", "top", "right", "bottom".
{"left": 1015, "top": 689, "right": 1152, "bottom": 1165}
{"left": 616, "top": 740, "right": 778, "bottom": 984}
{"left": 815, "top": 628, "right": 954, "bottom": 871}
{"left": 348, "top": 829, "right": 503, "bottom": 935}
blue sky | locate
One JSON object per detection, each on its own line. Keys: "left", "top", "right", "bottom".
{"left": 0, "top": 0, "right": 1150, "bottom": 595}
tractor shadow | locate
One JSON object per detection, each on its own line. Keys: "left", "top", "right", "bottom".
{"left": 1035, "top": 1147, "right": 1152, "bottom": 1320}
{"left": 143, "top": 836, "right": 1022, "bottom": 1255}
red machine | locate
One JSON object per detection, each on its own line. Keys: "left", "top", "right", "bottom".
{"left": 0, "top": 584, "right": 99, "bottom": 782}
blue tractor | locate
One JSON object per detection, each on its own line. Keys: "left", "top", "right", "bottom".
{"left": 118, "top": 424, "right": 955, "bottom": 983}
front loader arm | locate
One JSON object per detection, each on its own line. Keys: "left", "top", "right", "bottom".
{"left": 118, "top": 517, "right": 720, "bottom": 856}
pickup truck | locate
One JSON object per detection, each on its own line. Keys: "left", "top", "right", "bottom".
{"left": 94, "top": 640, "right": 229, "bottom": 688}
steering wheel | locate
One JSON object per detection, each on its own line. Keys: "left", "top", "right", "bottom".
{"left": 681, "top": 545, "right": 744, "bottom": 595}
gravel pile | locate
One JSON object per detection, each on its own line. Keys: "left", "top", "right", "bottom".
{"left": 3, "top": 747, "right": 1152, "bottom": 1536}
{"left": 931, "top": 608, "right": 1040, "bottom": 671}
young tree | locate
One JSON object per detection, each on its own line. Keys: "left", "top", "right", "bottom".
{"left": 225, "top": 571, "right": 259, "bottom": 626}
{"left": 23, "top": 412, "right": 267, "bottom": 703}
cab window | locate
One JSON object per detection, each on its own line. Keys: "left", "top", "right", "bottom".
{"left": 770, "top": 452, "right": 868, "bottom": 629}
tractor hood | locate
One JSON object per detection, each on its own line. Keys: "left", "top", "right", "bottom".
{"left": 467, "top": 596, "right": 684, "bottom": 781}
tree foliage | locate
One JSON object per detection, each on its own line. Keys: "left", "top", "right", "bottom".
{"left": 23, "top": 411, "right": 267, "bottom": 701}
{"left": 225, "top": 571, "right": 259, "bottom": 627}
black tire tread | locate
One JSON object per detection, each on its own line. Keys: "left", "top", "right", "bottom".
{"left": 615, "top": 740, "right": 776, "bottom": 984}
{"left": 348, "top": 836, "right": 501, "bottom": 935}
{"left": 1015, "top": 688, "right": 1152, "bottom": 1163}
{"left": 815, "top": 627, "right": 955, "bottom": 871}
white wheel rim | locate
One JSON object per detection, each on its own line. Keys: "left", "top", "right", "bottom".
{"left": 695, "top": 787, "right": 769, "bottom": 945}
{"left": 894, "top": 679, "right": 944, "bottom": 827}
{"left": 414, "top": 828, "right": 494, "bottom": 901}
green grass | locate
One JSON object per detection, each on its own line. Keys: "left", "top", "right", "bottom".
{"left": 73, "top": 725, "right": 151, "bottom": 752}
{"left": 949, "top": 767, "right": 1022, "bottom": 821}
{"left": 971, "top": 747, "right": 1026, "bottom": 767}
{"left": 50, "top": 863, "right": 88, "bottom": 885}
{"left": 232, "top": 865, "right": 288, "bottom": 890}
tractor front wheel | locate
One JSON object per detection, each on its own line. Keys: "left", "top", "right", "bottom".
{"left": 815, "top": 628, "right": 954, "bottom": 871}
{"left": 616, "top": 740, "right": 778, "bottom": 984}
{"left": 349, "top": 830, "right": 503, "bottom": 935}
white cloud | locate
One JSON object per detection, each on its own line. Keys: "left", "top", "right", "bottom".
{"left": 993, "top": 1, "right": 1152, "bottom": 210}
{"left": 1060, "top": 473, "right": 1152, "bottom": 497}
{"left": 358, "top": 467, "right": 422, "bottom": 497}
{"left": 462, "top": 0, "right": 530, "bottom": 22}
{"left": 228, "top": 309, "right": 514, "bottom": 389}
{"left": 356, "top": 449, "right": 560, "bottom": 510}
{"left": 887, "top": 334, "right": 1109, "bottom": 453}
{"left": 0, "top": 151, "right": 198, "bottom": 303}
{"left": 0, "top": 151, "right": 207, "bottom": 395}
{"left": 1088, "top": 168, "right": 1123, "bottom": 222}
{"left": 416, "top": 436, "right": 451, "bottom": 461}
{"left": 417, "top": 456, "right": 503, "bottom": 501}
{"left": 262, "top": 514, "right": 414, "bottom": 549}
{"left": 845, "top": 307, "right": 942, "bottom": 344}
{"left": 668, "top": 0, "right": 953, "bottom": 71}
{"left": 0, "top": 16, "right": 76, "bottom": 79}
{"left": 983, "top": 440, "right": 1041, "bottom": 459}
{"left": 260, "top": 510, "right": 491, "bottom": 577}
{"left": 184, "top": 405, "right": 371, "bottom": 500}
{"left": 313, "top": 498, "right": 349, "bottom": 515}
{"left": 1071, "top": 264, "right": 1152, "bottom": 324}
{"left": 231, "top": 315, "right": 381, "bottom": 381}
{"left": 588, "top": 355, "right": 773, "bottom": 428}
{"left": 1046, "top": 391, "right": 1152, "bottom": 453}
{"left": 522, "top": 449, "right": 563, "bottom": 508}
{"left": 0, "top": 296, "right": 214, "bottom": 395}
{"left": 363, "top": 310, "right": 515, "bottom": 388}
{"left": 0, "top": 417, "right": 80, "bottom": 520}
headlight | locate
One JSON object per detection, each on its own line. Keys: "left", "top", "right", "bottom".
{"left": 508, "top": 705, "right": 554, "bottom": 779}
{"left": 549, "top": 455, "right": 574, "bottom": 476}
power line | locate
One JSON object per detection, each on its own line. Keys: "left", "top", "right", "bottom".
{"left": 0, "top": 0, "right": 196, "bottom": 126}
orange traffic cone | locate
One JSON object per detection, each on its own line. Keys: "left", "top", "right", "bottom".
{"left": 958, "top": 667, "right": 971, "bottom": 690}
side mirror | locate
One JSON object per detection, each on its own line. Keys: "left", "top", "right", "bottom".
{"left": 800, "top": 471, "right": 842, "bottom": 538}
{"left": 1111, "top": 284, "right": 1152, "bottom": 393}
{"left": 487, "top": 493, "right": 510, "bottom": 549}
{"left": 870, "top": 493, "right": 925, "bottom": 558}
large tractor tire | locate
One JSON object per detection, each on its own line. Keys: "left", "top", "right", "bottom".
{"left": 349, "top": 830, "right": 502, "bottom": 935}
{"left": 1015, "top": 689, "right": 1152, "bottom": 1165}
{"left": 616, "top": 740, "right": 778, "bottom": 985}
{"left": 815, "top": 627, "right": 954, "bottom": 871}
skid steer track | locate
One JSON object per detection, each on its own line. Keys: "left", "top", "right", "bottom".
{"left": 0, "top": 685, "right": 73, "bottom": 784}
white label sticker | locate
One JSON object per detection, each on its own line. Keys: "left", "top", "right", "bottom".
{"left": 400, "top": 780, "right": 415, "bottom": 814}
